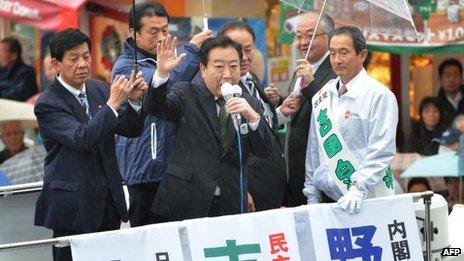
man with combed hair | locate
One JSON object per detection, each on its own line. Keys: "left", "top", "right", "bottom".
{"left": 304, "top": 26, "right": 398, "bottom": 213}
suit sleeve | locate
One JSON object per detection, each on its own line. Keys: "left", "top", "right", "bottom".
{"left": 35, "top": 100, "right": 121, "bottom": 152}
{"left": 113, "top": 102, "right": 144, "bottom": 137}
{"left": 143, "top": 81, "right": 185, "bottom": 122}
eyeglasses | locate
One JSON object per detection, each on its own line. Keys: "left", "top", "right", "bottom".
{"left": 293, "top": 32, "right": 326, "bottom": 42}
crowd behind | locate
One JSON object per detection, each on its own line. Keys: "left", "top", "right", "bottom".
{"left": 0, "top": 2, "right": 463, "bottom": 259}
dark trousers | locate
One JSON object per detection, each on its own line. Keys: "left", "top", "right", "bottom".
{"left": 52, "top": 191, "right": 121, "bottom": 261}
{"left": 128, "top": 182, "right": 167, "bottom": 226}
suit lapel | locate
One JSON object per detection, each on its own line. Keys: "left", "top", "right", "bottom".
{"left": 196, "top": 83, "right": 221, "bottom": 143}
{"left": 85, "top": 81, "right": 106, "bottom": 118}
{"left": 53, "top": 78, "right": 88, "bottom": 122}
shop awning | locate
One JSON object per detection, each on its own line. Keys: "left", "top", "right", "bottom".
{"left": 0, "top": 0, "right": 87, "bottom": 32}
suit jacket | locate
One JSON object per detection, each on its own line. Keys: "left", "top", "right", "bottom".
{"left": 285, "top": 56, "right": 337, "bottom": 207}
{"left": 238, "top": 73, "right": 286, "bottom": 210}
{"left": 144, "top": 80, "right": 273, "bottom": 221}
{"left": 34, "top": 78, "right": 143, "bottom": 233}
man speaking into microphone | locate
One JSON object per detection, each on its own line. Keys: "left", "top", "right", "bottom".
{"left": 144, "top": 35, "right": 273, "bottom": 221}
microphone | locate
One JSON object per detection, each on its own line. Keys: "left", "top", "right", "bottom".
{"left": 220, "top": 82, "right": 242, "bottom": 131}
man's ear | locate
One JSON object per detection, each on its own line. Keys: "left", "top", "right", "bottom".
{"left": 200, "top": 63, "right": 206, "bottom": 79}
{"left": 50, "top": 58, "right": 61, "bottom": 74}
{"left": 359, "top": 49, "right": 368, "bottom": 63}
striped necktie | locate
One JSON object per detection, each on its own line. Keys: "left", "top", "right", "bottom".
{"left": 78, "top": 92, "right": 90, "bottom": 118}
{"left": 216, "top": 98, "right": 228, "bottom": 151}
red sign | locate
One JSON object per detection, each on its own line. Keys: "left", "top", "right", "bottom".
{"left": 0, "top": 0, "right": 87, "bottom": 31}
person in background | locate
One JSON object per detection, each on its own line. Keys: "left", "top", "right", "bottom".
{"left": 0, "top": 37, "right": 38, "bottom": 101}
{"left": 436, "top": 58, "right": 464, "bottom": 127}
{"left": 444, "top": 177, "right": 463, "bottom": 212}
{"left": 407, "top": 177, "right": 432, "bottom": 193}
{"left": 410, "top": 97, "right": 446, "bottom": 155}
{"left": 282, "top": 11, "right": 338, "bottom": 207}
{"left": 432, "top": 127, "right": 461, "bottom": 153}
{"left": 0, "top": 121, "right": 26, "bottom": 164}
{"left": 112, "top": 1, "right": 212, "bottom": 227}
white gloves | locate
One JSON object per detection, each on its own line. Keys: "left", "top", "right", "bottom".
{"left": 337, "top": 184, "right": 367, "bottom": 214}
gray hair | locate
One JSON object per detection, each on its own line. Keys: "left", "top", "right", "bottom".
{"left": 328, "top": 26, "right": 366, "bottom": 54}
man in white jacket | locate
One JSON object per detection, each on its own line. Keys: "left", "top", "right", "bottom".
{"left": 304, "top": 26, "right": 398, "bottom": 214}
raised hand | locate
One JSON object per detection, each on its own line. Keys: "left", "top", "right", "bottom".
{"left": 295, "top": 58, "right": 314, "bottom": 84}
{"left": 128, "top": 70, "right": 148, "bottom": 102}
{"left": 264, "top": 84, "right": 280, "bottom": 106}
{"left": 279, "top": 93, "right": 301, "bottom": 117}
{"left": 156, "top": 34, "right": 186, "bottom": 78}
{"left": 107, "top": 75, "right": 132, "bottom": 110}
{"left": 189, "top": 30, "right": 213, "bottom": 49}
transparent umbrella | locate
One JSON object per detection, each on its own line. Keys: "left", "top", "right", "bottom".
{"left": 280, "top": 0, "right": 419, "bottom": 93}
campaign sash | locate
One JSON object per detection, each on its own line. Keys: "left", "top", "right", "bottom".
{"left": 311, "top": 88, "right": 394, "bottom": 198}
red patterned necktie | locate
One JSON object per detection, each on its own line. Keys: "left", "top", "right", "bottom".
{"left": 339, "top": 84, "right": 347, "bottom": 97}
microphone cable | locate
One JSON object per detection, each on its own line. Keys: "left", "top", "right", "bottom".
{"left": 236, "top": 128, "right": 246, "bottom": 214}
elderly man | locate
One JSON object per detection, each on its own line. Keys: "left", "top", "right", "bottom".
{"left": 304, "top": 26, "right": 398, "bottom": 213}
{"left": 282, "top": 11, "right": 338, "bottom": 207}
{"left": 0, "top": 120, "right": 26, "bottom": 164}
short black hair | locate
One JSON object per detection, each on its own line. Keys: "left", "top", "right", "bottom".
{"left": 0, "top": 36, "right": 22, "bottom": 58}
{"left": 217, "top": 21, "right": 256, "bottom": 43}
{"left": 438, "top": 58, "right": 463, "bottom": 78}
{"left": 49, "top": 28, "right": 91, "bottom": 62}
{"left": 419, "top": 96, "right": 442, "bottom": 116}
{"left": 129, "top": 2, "right": 169, "bottom": 32}
{"left": 407, "top": 177, "right": 431, "bottom": 192}
{"left": 200, "top": 36, "right": 243, "bottom": 66}
{"left": 329, "top": 26, "right": 366, "bottom": 54}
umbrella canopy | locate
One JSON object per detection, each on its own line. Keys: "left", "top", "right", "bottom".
{"left": 401, "top": 152, "right": 464, "bottom": 178}
{"left": 0, "top": 98, "right": 37, "bottom": 128}
{"left": 280, "top": 0, "right": 418, "bottom": 39}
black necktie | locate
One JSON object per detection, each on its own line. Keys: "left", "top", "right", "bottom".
{"left": 78, "top": 92, "right": 90, "bottom": 118}
{"left": 216, "top": 98, "right": 228, "bottom": 151}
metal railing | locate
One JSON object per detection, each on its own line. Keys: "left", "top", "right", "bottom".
{"left": 0, "top": 181, "right": 43, "bottom": 197}
{"left": 0, "top": 191, "right": 436, "bottom": 261}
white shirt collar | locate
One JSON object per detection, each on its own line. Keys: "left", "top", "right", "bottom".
{"left": 311, "top": 52, "right": 330, "bottom": 73}
{"left": 332, "top": 68, "right": 367, "bottom": 99}
{"left": 240, "top": 72, "right": 253, "bottom": 84}
{"left": 57, "top": 75, "right": 87, "bottom": 100}
{"left": 446, "top": 91, "right": 462, "bottom": 110}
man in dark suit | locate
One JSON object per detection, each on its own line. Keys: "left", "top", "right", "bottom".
{"left": 281, "top": 11, "right": 337, "bottom": 207}
{"left": 34, "top": 29, "right": 146, "bottom": 261}
{"left": 144, "top": 35, "right": 273, "bottom": 220}
{"left": 217, "top": 21, "right": 300, "bottom": 211}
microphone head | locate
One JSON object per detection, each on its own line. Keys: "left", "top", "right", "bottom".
{"left": 221, "top": 82, "right": 235, "bottom": 101}
{"left": 233, "top": 85, "right": 242, "bottom": 97}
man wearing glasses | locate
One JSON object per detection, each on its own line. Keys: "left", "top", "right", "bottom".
{"left": 282, "top": 11, "right": 337, "bottom": 207}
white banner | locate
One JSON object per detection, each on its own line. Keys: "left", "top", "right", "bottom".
{"left": 70, "top": 222, "right": 184, "bottom": 261}
{"left": 66, "top": 195, "right": 424, "bottom": 261}
{"left": 186, "top": 208, "right": 301, "bottom": 260}
{"left": 308, "top": 195, "right": 422, "bottom": 261}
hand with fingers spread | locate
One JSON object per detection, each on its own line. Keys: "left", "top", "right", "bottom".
{"left": 264, "top": 84, "right": 281, "bottom": 106}
{"left": 128, "top": 70, "right": 148, "bottom": 102}
{"left": 295, "top": 58, "right": 314, "bottom": 84}
{"left": 225, "top": 97, "right": 260, "bottom": 123}
{"left": 279, "top": 93, "right": 302, "bottom": 117}
{"left": 156, "top": 34, "right": 187, "bottom": 78}
{"left": 107, "top": 75, "right": 132, "bottom": 110}
{"left": 337, "top": 184, "right": 368, "bottom": 214}
{"left": 189, "top": 30, "right": 213, "bottom": 49}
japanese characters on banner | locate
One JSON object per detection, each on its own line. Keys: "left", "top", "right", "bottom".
{"left": 308, "top": 195, "right": 422, "bottom": 261}
{"left": 69, "top": 195, "right": 422, "bottom": 261}
{"left": 69, "top": 222, "right": 184, "bottom": 261}
{"left": 186, "top": 208, "right": 300, "bottom": 260}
